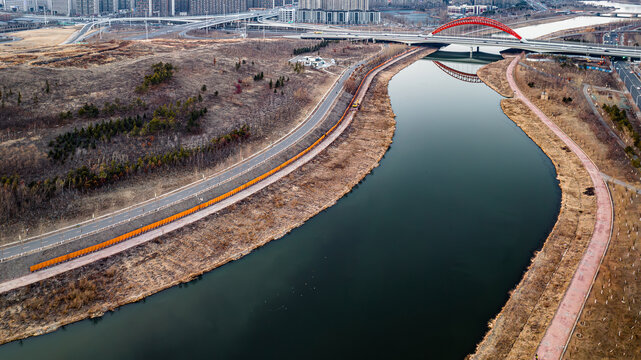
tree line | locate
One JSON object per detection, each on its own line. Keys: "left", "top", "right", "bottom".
{"left": 293, "top": 40, "right": 331, "bottom": 55}
{"left": 2, "top": 125, "right": 250, "bottom": 218}
{"left": 48, "top": 115, "right": 147, "bottom": 163}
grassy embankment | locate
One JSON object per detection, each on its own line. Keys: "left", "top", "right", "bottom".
{"left": 472, "top": 56, "right": 641, "bottom": 358}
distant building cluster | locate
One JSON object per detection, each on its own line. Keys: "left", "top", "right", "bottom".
{"left": 1, "top": 0, "right": 289, "bottom": 17}
{"left": 132, "top": 0, "right": 246, "bottom": 17}
{"left": 447, "top": 4, "right": 495, "bottom": 17}
{"left": 296, "top": 0, "right": 380, "bottom": 24}
{"left": 298, "top": 0, "right": 368, "bottom": 11}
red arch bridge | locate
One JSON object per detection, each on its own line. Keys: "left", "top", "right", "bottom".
{"left": 430, "top": 16, "right": 523, "bottom": 40}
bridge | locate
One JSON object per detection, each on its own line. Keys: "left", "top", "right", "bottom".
{"left": 298, "top": 16, "right": 641, "bottom": 59}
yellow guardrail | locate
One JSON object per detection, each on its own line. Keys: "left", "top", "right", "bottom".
{"left": 29, "top": 47, "right": 417, "bottom": 273}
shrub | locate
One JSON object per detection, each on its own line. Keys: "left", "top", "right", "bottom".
{"left": 77, "top": 103, "right": 99, "bottom": 118}
{"left": 293, "top": 40, "right": 331, "bottom": 55}
{"left": 136, "top": 62, "right": 175, "bottom": 93}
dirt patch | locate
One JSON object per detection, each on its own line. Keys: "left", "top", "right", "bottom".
{"left": 0, "top": 47, "right": 434, "bottom": 346}
{"left": 3, "top": 26, "right": 79, "bottom": 49}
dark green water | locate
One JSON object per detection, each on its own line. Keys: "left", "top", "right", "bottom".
{"left": 0, "top": 58, "right": 560, "bottom": 359}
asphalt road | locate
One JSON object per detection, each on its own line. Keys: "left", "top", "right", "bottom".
{"left": 614, "top": 60, "right": 641, "bottom": 110}
{"left": 0, "top": 59, "right": 363, "bottom": 261}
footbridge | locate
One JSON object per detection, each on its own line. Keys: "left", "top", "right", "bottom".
{"left": 298, "top": 16, "right": 641, "bottom": 59}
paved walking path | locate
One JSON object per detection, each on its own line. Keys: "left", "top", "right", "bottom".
{"left": 506, "top": 56, "right": 614, "bottom": 360}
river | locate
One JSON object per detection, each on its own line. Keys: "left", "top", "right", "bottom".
{"left": 0, "top": 57, "right": 561, "bottom": 359}
{"left": 582, "top": 1, "right": 641, "bottom": 14}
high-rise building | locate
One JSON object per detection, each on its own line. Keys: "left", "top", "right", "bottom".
{"left": 174, "top": 0, "right": 188, "bottom": 13}
{"left": 74, "top": 0, "right": 98, "bottom": 15}
{"left": 188, "top": 0, "right": 245, "bottom": 16}
{"left": 4, "top": 0, "right": 36, "bottom": 11}
{"left": 299, "top": 0, "right": 368, "bottom": 11}
{"left": 247, "top": 0, "right": 285, "bottom": 8}
{"left": 297, "top": 0, "right": 379, "bottom": 24}
{"left": 51, "top": 0, "right": 73, "bottom": 14}
{"left": 278, "top": 6, "right": 294, "bottom": 22}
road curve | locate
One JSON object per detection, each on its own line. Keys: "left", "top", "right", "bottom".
{"left": 0, "top": 51, "right": 364, "bottom": 262}
{"left": 505, "top": 55, "right": 613, "bottom": 360}
{"left": 0, "top": 47, "right": 420, "bottom": 293}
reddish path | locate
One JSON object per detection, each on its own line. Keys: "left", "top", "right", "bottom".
{"left": 506, "top": 56, "right": 613, "bottom": 359}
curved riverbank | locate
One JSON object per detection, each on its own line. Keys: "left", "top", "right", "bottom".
{"left": 0, "top": 47, "right": 435, "bottom": 346}
{"left": 471, "top": 58, "right": 598, "bottom": 359}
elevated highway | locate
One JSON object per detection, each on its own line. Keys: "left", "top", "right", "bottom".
{"left": 298, "top": 32, "right": 641, "bottom": 58}
{"left": 62, "top": 10, "right": 277, "bottom": 43}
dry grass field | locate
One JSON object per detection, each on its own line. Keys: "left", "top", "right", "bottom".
{"left": 0, "top": 37, "right": 379, "bottom": 244}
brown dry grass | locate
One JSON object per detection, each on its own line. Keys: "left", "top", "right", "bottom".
{"left": 515, "top": 60, "right": 640, "bottom": 181}
{"left": 0, "top": 47, "right": 434, "bottom": 346}
{"left": 564, "top": 184, "right": 641, "bottom": 359}
{"left": 477, "top": 58, "right": 514, "bottom": 98}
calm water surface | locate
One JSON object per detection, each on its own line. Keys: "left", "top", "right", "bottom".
{"left": 512, "top": 16, "right": 627, "bottom": 39}
{"left": 582, "top": 1, "right": 641, "bottom": 14}
{"left": 0, "top": 58, "right": 561, "bottom": 359}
